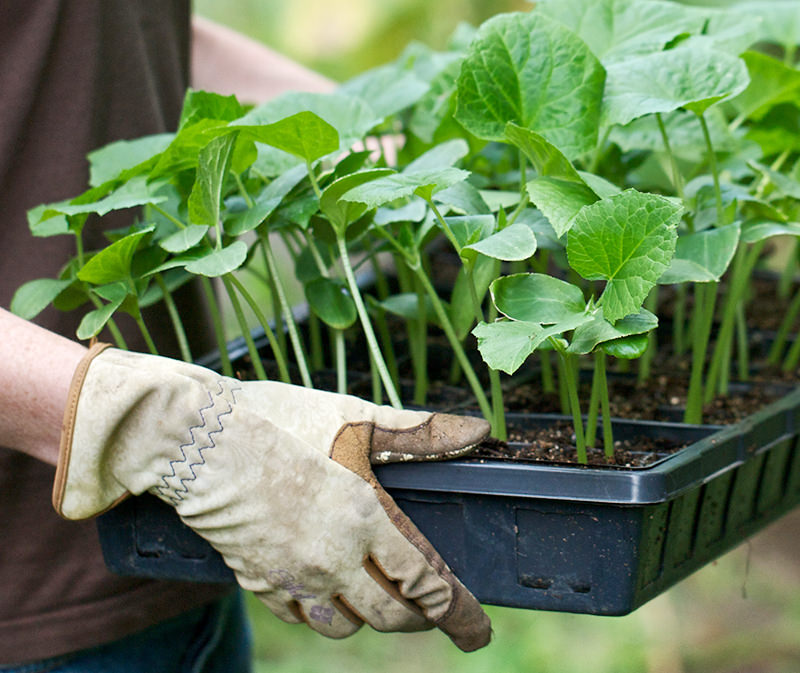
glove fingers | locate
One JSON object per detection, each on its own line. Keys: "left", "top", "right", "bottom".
{"left": 369, "top": 412, "right": 490, "bottom": 464}
{"left": 367, "top": 539, "right": 490, "bottom": 652}
{"left": 331, "top": 422, "right": 492, "bottom": 652}
{"left": 330, "top": 561, "right": 434, "bottom": 634}
{"left": 253, "top": 590, "right": 303, "bottom": 625}
{"left": 254, "top": 591, "right": 363, "bottom": 639}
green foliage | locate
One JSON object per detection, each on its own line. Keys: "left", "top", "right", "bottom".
{"left": 566, "top": 190, "right": 682, "bottom": 322}
{"left": 14, "top": 0, "right": 800, "bottom": 455}
{"left": 603, "top": 46, "right": 750, "bottom": 127}
{"left": 454, "top": 11, "right": 605, "bottom": 158}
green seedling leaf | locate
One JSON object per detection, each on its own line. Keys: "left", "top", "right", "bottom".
{"left": 320, "top": 169, "right": 394, "bottom": 235}
{"left": 405, "top": 139, "right": 469, "bottom": 172}
{"left": 516, "top": 208, "right": 563, "bottom": 251}
{"left": 568, "top": 308, "right": 657, "bottom": 354}
{"left": 449, "top": 254, "right": 498, "bottom": 339}
{"left": 145, "top": 248, "right": 209, "bottom": 276}
{"left": 602, "top": 333, "right": 650, "bottom": 359}
{"left": 463, "top": 222, "right": 537, "bottom": 262}
{"left": 76, "top": 301, "right": 124, "bottom": 340}
{"left": 660, "top": 223, "right": 740, "bottom": 284}
{"left": 689, "top": 181, "right": 741, "bottom": 230}
{"left": 700, "top": 9, "right": 762, "bottom": 56}
{"left": 577, "top": 172, "right": 622, "bottom": 199}
{"left": 92, "top": 281, "right": 129, "bottom": 304}
{"left": 525, "top": 178, "right": 598, "bottom": 238}
{"left": 159, "top": 225, "right": 209, "bottom": 253}
{"left": 294, "top": 241, "right": 332, "bottom": 284}
{"left": 87, "top": 133, "right": 173, "bottom": 187}
{"left": 454, "top": 11, "right": 605, "bottom": 159}
{"left": 150, "top": 118, "right": 229, "bottom": 178}
{"left": 27, "top": 209, "right": 71, "bottom": 238}
{"left": 603, "top": 47, "right": 749, "bottom": 127}
{"left": 434, "top": 182, "right": 491, "bottom": 215}
{"left": 747, "top": 106, "right": 800, "bottom": 157}
{"left": 178, "top": 89, "right": 246, "bottom": 130}
{"left": 374, "top": 200, "right": 428, "bottom": 225}
{"left": 341, "top": 167, "right": 469, "bottom": 210}
{"left": 610, "top": 107, "right": 736, "bottom": 154}
{"left": 505, "top": 124, "right": 586, "bottom": 182}
{"left": 729, "top": 52, "right": 800, "bottom": 123}
{"left": 184, "top": 241, "right": 248, "bottom": 277}
{"left": 188, "top": 134, "right": 237, "bottom": 227}
{"left": 446, "top": 215, "right": 496, "bottom": 251}
{"left": 340, "top": 64, "right": 429, "bottom": 120}
{"left": 409, "top": 59, "right": 461, "bottom": 143}
{"left": 233, "top": 111, "right": 340, "bottom": 164}
{"left": 733, "top": 1, "right": 800, "bottom": 53}
{"left": 10, "top": 278, "right": 73, "bottom": 320}
{"left": 567, "top": 190, "right": 681, "bottom": 322}
{"left": 374, "top": 293, "right": 441, "bottom": 327}
{"left": 226, "top": 164, "right": 308, "bottom": 236}
{"left": 239, "top": 92, "right": 380, "bottom": 150}
{"left": 75, "top": 283, "right": 130, "bottom": 340}
{"left": 472, "top": 320, "right": 552, "bottom": 374}
{"left": 36, "top": 176, "right": 168, "bottom": 220}
{"left": 505, "top": 124, "right": 598, "bottom": 235}
{"left": 305, "top": 277, "right": 357, "bottom": 330}
{"left": 131, "top": 244, "right": 169, "bottom": 281}
{"left": 478, "top": 190, "right": 521, "bottom": 213}
{"left": 492, "top": 273, "right": 586, "bottom": 324}
{"left": 749, "top": 161, "right": 800, "bottom": 200}
{"left": 53, "top": 279, "right": 90, "bottom": 313}
{"left": 332, "top": 151, "right": 372, "bottom": 180}
{"left": 399, "top": 39, "right": 464, "bottom": 84}
{"left": 537, "top": 0, "right": 706, "bottom": 64}
{"left": 473, "top": 309, "right": 593, "bottom": 374}
{"left": 741, "top": 220, "right": 800, "bottom": 244}
{"left": 77, "top": 226, "right": 155, "bottom": 285}
{"left": 280, "top": 193, "right": 321, "bottom": 231}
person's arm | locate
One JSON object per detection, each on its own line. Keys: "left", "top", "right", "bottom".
{"left": 190, "top": 16, "right": 336, "bottom": 103}
{"left": 0, "top": 308, "right": 87, "bottom": 466}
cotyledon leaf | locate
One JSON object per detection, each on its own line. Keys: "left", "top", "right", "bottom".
{"left": 659, "top": 223, "right": 740, "bottom": 284}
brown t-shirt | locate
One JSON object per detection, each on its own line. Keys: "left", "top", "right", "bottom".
{"left": 0, "top": 1, "right": 232, "bottom": 664}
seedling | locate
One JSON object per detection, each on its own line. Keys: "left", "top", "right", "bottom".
{"left": 13, "top": 1, "right": 800, "bottom": 466}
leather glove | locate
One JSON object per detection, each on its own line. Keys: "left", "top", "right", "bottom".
{"left": 54, "top": 344, "right": 492, "bottom": 651}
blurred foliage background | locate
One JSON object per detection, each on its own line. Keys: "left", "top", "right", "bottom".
{"left": 194, "top": 0, "right": 528, "bottom": 81}
{"left": 193, "top": 1, "right": 800, "bottom": 670}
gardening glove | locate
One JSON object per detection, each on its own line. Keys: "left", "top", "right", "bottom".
{"left": 54, "top": 344, "right": 492, "bottom": 652}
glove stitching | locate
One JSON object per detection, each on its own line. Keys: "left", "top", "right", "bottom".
{"left": 154, "top": 381, "right": 241, "bottom": 504}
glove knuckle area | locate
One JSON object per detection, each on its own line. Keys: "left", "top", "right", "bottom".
{"left": 253, "top": 590, "right": 362, "bottom": 640}
{"left": 328, "top": 563, "right": 433, "bottom": 634}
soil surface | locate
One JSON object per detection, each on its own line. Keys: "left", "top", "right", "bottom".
{"left": 235, "top": 273, "right": 799, "bottom": 469}
{"left": 472, "top": 426, "right": 684, "bottom": 469}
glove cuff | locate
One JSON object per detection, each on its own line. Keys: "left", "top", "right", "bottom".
{"left": 53, "top": 342, "right": 127, "bottom": 519}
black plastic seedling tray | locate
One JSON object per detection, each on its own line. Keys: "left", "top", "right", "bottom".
{"left": 97, "top": 388, "right": 800, "bottom": 615}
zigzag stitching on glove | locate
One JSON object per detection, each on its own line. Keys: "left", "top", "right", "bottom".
{"left": 155, "top": 381, "right": 241, "bottom": 504}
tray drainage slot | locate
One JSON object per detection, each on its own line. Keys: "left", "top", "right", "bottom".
{"left": 520, "top": 576, "right": 553, "bottom": 591}
{"left": 519, "top": 575, "right": 592, "bottom": 594}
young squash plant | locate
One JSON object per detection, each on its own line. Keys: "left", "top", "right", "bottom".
{"left": 13, "top": 0, "right": 800, "bottom": 466}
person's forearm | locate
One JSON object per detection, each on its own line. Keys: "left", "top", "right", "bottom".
{"left": 190, "top": 16, "right": 336, "bottom": 104}
{"left": 0, "top": 308, "right": 87, "bottom": 465}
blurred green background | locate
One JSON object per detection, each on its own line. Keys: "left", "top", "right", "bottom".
{"left": 193, "top": 1, "right": 800, "bottom": 670}
{"left": 194, "top": 0, "right": 528, "bottom": 81}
